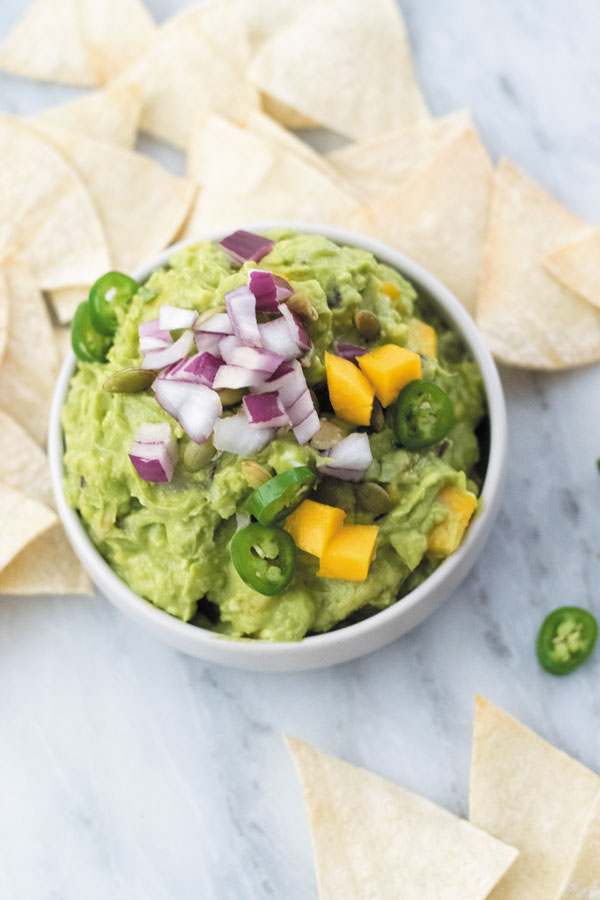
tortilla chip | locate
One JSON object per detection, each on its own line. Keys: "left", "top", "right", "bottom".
{"left": 183, "top": 115, "right": 366, "bottom": 238}
{"left": 0, "top": 411, "right": 92, "bottom": 596}
{"left": 259, "top": 94, "right": 318, "bottom": 130}
{"left": 31, "top": 82, "right": 143, "bottom": 149}
{"left": 237, "top": 0, "right": 302, "bottom": 50}
{"left": 361, "top": 127, "right": 492, "bottom": 314}
{"left": 476, "top": 160, "right": 600, "bottom": 368}
{"left": 469, "top": 697, "right": 600, "bottom": 900}
{"left": 544, "top": 227, "right": 600, "bottom": 310}
{"left": 0, "top": 272, "right": 8, "bottom": 368}
{"left": 118, "top": 1, "right": 258, "bottom": 149}
{"left": 0, "top": 0, "right": 155, "bottom": 87}
{"left": 328, "top": 110, "right": 472, "bottom": 197}
{"left": 0, "top": 115, "right": 110, "bottom": 293}
{"left": 287, "top": 735, "right": 517, "bottom": 900}
{"left": 555, "top": 790, "right": 600, "bottom": 900}
{"left": 245, "top": 110, "right": 333, "bottom": 176}
{"left": 0, "top": 261, "right": 59, "bottom": 444}
{"left": 53, "top": 326, "right": 72, "bottom": 364}
{"left": 32, "top": 123, "right": 196, "bottom": 273}
{"left": 248, "top": 0, "right": 429, "bottom": 140}
{"left": 0, "top": 483, "right": 57, "bottom": 573}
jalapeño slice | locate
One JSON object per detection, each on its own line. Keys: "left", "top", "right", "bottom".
{"left": 245, "top": 466, "right": 315, "bottom": 525}
{"left": 230, "top": 523, "right": 296, "bottom": 596}
{"left": 88, "top": 271, "right": 139, "bottom": 336}
{"left": 71, "top": 301, "right": 112, "bottom": 363}
{"left": 537, "top": 607, "right": 598, "bottom": 675}
{"left": 392, "top": 380, "right": 455, "bottom": 450}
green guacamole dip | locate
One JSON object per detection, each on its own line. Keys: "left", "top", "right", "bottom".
{"left": 62, "top": 231, "right": 486, "bottom": 641}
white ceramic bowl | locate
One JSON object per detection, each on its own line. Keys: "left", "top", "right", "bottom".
{"left": 49, "top": 223, "right": 507, "bottom": 672}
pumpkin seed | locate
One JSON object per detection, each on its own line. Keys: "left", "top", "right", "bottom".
{"left": 197, "top": 304, "right": 226, "bottom": 324}
{"left": 218, "top": 387, "right": 245, "bottom": 407}
{"left": 286, "top": 294, "right": 319, "bottom": 321}
{"left": 354, "top": 308, "right": 381, "bottom": 340}
{"left": 183, "top": 438, "right": 215, "bottom": 472}
{"left": 370, "top": 398, "right": 385, "bottom": 432}
{"left": 241, "top": 460, "right": 272, "bottom": 489}
{"left": 356, "top": 482, "right": 392, "bottom": 516}
{"left": 103, "top": 367, "right": 156, "bottom": 393}
{"left": 310, "top": 418, "right": 348, "bottom": 450}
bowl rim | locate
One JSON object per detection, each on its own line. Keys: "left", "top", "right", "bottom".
{"left": 48, "top": 221, "right": 507, "bottom": 662}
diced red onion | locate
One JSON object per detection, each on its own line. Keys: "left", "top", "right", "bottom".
{"left": 195, "top": 312, "right": 234, "bottom": 335}
{"left": 293, "top": 409, "right": 320, "bottom": 445}
{"left": 221, "top": 342, "right": 284, "bottom": 374}
{"left": 220, "top": 230, "right": 274, "bottom": 265}
{"left": 141, "top": 329, "right": 194, "bottom": 370}
{"left": 213, "top": 411, "right": 275, "bottom": 454}
{"left": 159, "top": 305, "right": 198, "bottom": 331}
{"left": 243, "top": 392, "right": 289, "bottom": 428}
{"left": 252, "top": 360, "right": 307, "bottom": 408}
{"left": 320, "top": 433, "right": 373, "bottom": 481}
{"left": 194, "top": 331, "right": 225, "bottom": 353}
{"left": 279, "top": 303, "right": 311, "bottom": 351}
{"left": 247, "top": 270, "right": 293, "bottom": 311}
{"left": 218, "top": 334, "right": 243, "bottom": 358}
{"left": 335, "top": 342, "right": 367, "bottom": 361}
{"left": 162, "top": 352, "right": 222, "bottom": 388}
{"left": 154, "top": 380, "right": 222, "bottom": 444}
{"left": 225, "top": 286, "right": 261, "bottom": 347}
{"left": 287, "top": 389, "right": 314, "bottom": 426}
{"left": 212, "top": 365, "right": 270, "bottom": 390}
{"left": 128, "top": 422, "right": 178, "bottom": 483}
{"left": 259, "top": 318, "right": 301, "bottom": 359}
{"left": 139, "top": 318, "right": 172, "bottom": 354}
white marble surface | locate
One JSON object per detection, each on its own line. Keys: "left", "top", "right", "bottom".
{"left": 1, "top": 1, "right": 600, "bottom": 897}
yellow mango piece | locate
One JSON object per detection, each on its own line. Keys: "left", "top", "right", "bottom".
{"left": 380, "top": 281, "right": 400, "bottom": 300}
{"left": 325, "top": 351, "right": 375, "bottom": 426}
{"left": 358, "top": 344, "right": 422, "bottom": 407}
{"left": 317, "top": 525, "right": 379, "bottom": 581}
{"left": 427, "top": 487, "right": 477, "bottom": 558}
{"left": 285, "top": 499, "right": 345, "bottom": 558}
{"left": 408, "top": 318, "right": 437, "bottom": 358}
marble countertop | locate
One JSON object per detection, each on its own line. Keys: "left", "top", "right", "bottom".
{"left": 1, "top": 1, "right": 599, "bottom": 897}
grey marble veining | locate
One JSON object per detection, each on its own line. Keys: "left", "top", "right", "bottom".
{"left": 0, "top": 1, "right": 599, "bottom": 897}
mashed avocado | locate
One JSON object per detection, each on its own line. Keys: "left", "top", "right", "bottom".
{"left": 62, "top": 231, "right": 485, "bottom": 641}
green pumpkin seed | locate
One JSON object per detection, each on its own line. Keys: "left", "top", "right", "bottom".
{"left": 354, "top": 308, "right": 381, "bottom": 340}
{"left": 310, "top": 418, "right": 348, "bottom": 450}
{"left": 241, "top": 460, "right": 272, "bottom": 489}
{"left": 218, "top": 387, "right": 246, "bottom": 407}
{"left": 103, "top": 367, "right": 156, "bottom": 393}
{"left": 356, "top": 482, "right": 392, "bottom": 516}
{"left": 286, "top": 294, "right": 319, "bottom": 321}
{"left": 183, "top": 438, "right": 215, "bottom": 472}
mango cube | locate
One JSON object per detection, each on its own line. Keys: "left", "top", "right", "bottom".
{"left": 427, "top": 487, "right": 477, "bottom": 558}
{"left": 325, "top": 351, "right": 375, "bottom": 426}
{"left": 408, "top": 319, "right": 437, "bottom": 358}
{"left": 285, "top": 499, "right": 345, "bottom": 558}
{"left": 380, "top": 281, "right": 400, "bottom": 300}
{"left": 317, "top": 524, "right": 379, "bottom": 581}
{"left": 358, "top": 344, "right": 422, "bottom": 407}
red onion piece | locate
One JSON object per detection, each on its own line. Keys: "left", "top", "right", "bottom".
{"left": 252, "top": 360, "right": 307, "bottom": 408}
{"left": 128, "top": 422, "right": 178, "bottom": 483}
{"left": 335, "top": 342, "right": 367, "bottom": 361}
{"left": 212, "top": 365, "right": 270, "bottom": 390}
{"left": 259, "top": 318, "right": 301, "bottom": 359}
{"left": 220, "top": 230, "right": 274, "bottom": 265}
{"left": 159, "top": 305, "right": 198, "bottom": 331}
{"left": 195, "top": 312, "right": 234, "bottom": 335}
{"left": 141, "top": 329, "right": 194, "bottom": 370}
{"left": 194, "top": 331, "right": 225, "bottom": 353}
{"left": 225, "top": 286, "right": 261, "bottom": 347}
{"left": 287, "top": 388, "right": 314, "bottom": 426}
{"left": 139, "top": 318, "right": 172, "bottom": 354}
{"left": 213, "top": 411, "right": 275, "bottom": 454}
{"left": 221, "top": 342, "right": 284, "bottom": 374}
{"left": 154, "top": 380, "right": 222, "bottom": 444}
{"left": 243, "top": 391, "right": 289, "bottom": 428}
{"left": 320, "top": 433, "right": 373, "bottom": 481}
{"left": 293, "top": 409, "right": 320, "bottom": 445}
{"left": 162, "top": 352, "right": 222, "bottom": 388}
{"left": 278, "top": 303, "right": 311, "bottom": 351}
{"left": 248, "top": 270, "right": 293, "bottom": 311}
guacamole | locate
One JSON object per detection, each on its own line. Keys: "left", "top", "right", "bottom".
{"left": 62, "top": 230, "right": 486, "bottom": 641}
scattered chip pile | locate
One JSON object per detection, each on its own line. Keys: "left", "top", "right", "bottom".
{"left": 0, "top": 0, "right": 598, "bottom": 593}
{"left": 288, "top": 698, "right": 600, "bottom": 899}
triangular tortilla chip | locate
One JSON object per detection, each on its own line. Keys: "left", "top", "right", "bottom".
{"left": 31, "top": 82, "right": 142, "bottom": 148}
{"left": 0, "top": 261, "right": 58, "bottom": 444}
{"left": 0, "top": 0, "right": 155, "bottom": 87}
{"left": 237, "top": 0, "right": 303, "bottom": 50}
{"left": 245, "top": 110, "right": 334, "bottom": 177}
{"left": 287, "top": 735, "right": 517, "bottom": 900}
{"left": 248, "top": 0, "right": 429, "bottom": 140}
{"left": 555, "top": 790, "right": 600, "bottom": 900}
{"left": 54, "top": 326, "right": 72, "bottom": 364}
{"left": 0, "top": 115, "right": 110, "bottom": 292}
{"left": 328, "top": 110, "right": 472, "bottom": 197}
{"left": 0, "top": 411, "right": 91, "bottom": 595}
{"left": 361, "top": 127, "right": 492, "bottom": 313}
{"left": 476, "top": 160, "right": 600, "bottom": 368}
{"left": 469, "top": 697, "right": 600, "bottom": 900}
{"left": 31, "top": 124, "right": 196, "bottom": 272}
{"left": 47, "top": 286, "right": 89, "bottom": 326}
{"left": 259, "top": 94, "right": 318, "bottom": 130}
{"left": 544, "top": 227, "right": 600, "bottom": 310}
{"left": 182, "top": 115, "right": 366, "bottom": 238}
{"left": 0, "top": 483, "right": 57, "bottom": 572}
{"left": 118, "top": 0, "right": 258, "bottom": 149}
{"left": 0, "top": 272, "right": 7, "bottom": 367}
